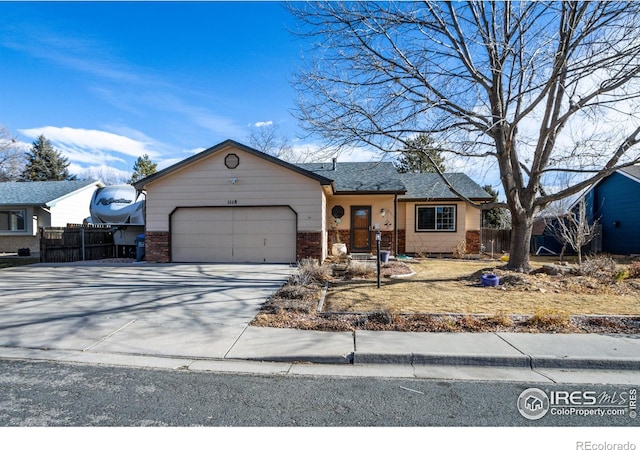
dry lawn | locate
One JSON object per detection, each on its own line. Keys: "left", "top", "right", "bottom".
{"left": 324, "top": 258, "right": 640, "bottom": 316}
{"left": 252, "top": 256, "right": 640, "bottom": 333}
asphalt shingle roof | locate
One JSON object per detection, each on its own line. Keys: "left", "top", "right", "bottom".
{"left": 620, "top": 165, "right": 640, "bottom": 181}
{"left": 0, "top": 180, "right": 100, "bottom": 206}
{"left": 297, "top": 162, "right": 406, "bottom": 193}
{"left": 398, "top": 173, "right": 493, "bottom": 200}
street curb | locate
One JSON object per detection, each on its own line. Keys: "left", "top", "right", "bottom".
{"left": 353, "top": 353, "right": 531, "bottom": 368}
{"left": 237, "top": 354, "right": 354, "bottom": 365}
{"left": 351, "top": 353, "right": 640, "bottom": 370}
{"left": 530, "top": 357, "right": 640, "bottom": 371}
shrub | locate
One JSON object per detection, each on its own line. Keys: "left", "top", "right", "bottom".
{"left": 452, "top": 240, "right": 467, "bottom": 259}
{"left": 292, "top": 259, "right": 331, "bottom": 286}
{"left": 347, "top": 260, "right": 376, "bottom": 278}
{"left": 579, "top": 255, "right": 617, "bottom": 278}
{"left": 628, "top": 262, "right": 640, "bottom": 279}
{"left": 276, "top": 284, "right": 317, "bottom": 300}
{"left": 367, "top": 309, "right": 396, "bottom": 325}
{"left": 525, "top": 308, "right": 570, "bottom": 328}
{"left": 486, "top": 312, "right": 513, "bottom": 327}
{"left": 614, "top": 269, "right": 630, "bottom": 282}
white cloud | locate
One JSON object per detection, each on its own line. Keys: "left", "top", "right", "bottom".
{"left": 19, "top": 126, "right": 158, "bottom": 159}
{"left": 254, "top": 121, "right": 273, "bottom": 128}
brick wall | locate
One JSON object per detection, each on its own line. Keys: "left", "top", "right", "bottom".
{"left": 378, "top": 230, "right": 394, "bottom": 252}
{"left": 145, "top": 231, "right": 170, "bottom": 263}
{"left": 466, "top": 230, "right": 481, "bottom": 254}
{"left": 397, "top": 229, "right": 406, "bottom": 255}
{"left": 329, "top": 229, "right": 397, "bottom": 254}
{"left": 328, "top": 229, "right": 350, "bottom": 247}
{"left": 297, "top": 231, "right": 322, "bottom": 262}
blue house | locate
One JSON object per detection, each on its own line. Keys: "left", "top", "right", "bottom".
{"left": 581, "top": 166, "right": 640, "bottom": 255}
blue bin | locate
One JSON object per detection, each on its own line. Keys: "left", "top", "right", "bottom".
{"left": 135, "top": 233, "right": 145, "bottom": 262}
{"left": 481, "top": 273, "right": 499, "bottom": 287}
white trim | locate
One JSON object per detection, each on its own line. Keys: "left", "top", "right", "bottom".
{"left": 569, "top": 167, "right": 640, "bottom": 211}
{"left": 617, "top": 167, "right": 640, "bottom": 184}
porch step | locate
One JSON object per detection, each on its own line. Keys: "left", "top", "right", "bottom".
{"left": 350, "top": 253, "right": 374, "bottom": 261}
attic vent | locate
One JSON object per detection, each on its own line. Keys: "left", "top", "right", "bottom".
{"left": 332, "top": 157, "right": 337, "bottom": 170}
{"left": 225, "top": 153, "right": 240, "bottom": 169}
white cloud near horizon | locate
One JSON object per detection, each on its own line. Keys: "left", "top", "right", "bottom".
{"left": 19, "top": 126, "right": 159, "bottom": 160}
{"left": 254, "top": 121, "right": 273, "bottom": 127}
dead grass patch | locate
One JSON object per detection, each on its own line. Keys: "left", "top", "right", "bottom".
{"left": 324, "top": 259, "right": 640, "bottom": 316}
{"left": 251, "top": 256, "right": 640, "bottom": 333}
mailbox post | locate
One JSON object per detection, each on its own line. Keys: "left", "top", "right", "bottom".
{"left": 376, "top": 230, "right": 381, "bottom": 288}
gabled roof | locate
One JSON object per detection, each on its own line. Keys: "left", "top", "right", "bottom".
{"left": 0, "top": 180, "right": 102, "bottom": 207}
{"left": 569, "top": 164, "right": 640, "bottom": 211}
{"left": 398, "top": 173, "right": 492, "bottom": 201}
{"left": 133, "top": 139, "right": 334, "bottom": 189}
{"left": 298, "top": 161, "right": 406, "bottom": 193}
{"left": 618, "top": 165, "right": 640, "bottom": 183}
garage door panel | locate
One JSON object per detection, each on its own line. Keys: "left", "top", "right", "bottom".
{"left": 171, "top": 206, "right": 296, "bottom": 263}
{"left": 173, "top": 245, "right": 233, "bottom": 263}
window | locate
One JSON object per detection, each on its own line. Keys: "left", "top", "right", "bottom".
{"left": 0, "top": 210, "right": 26, "bottom": 232}
{"left": 416, "top": 205, "right": 456, "bottom": 232}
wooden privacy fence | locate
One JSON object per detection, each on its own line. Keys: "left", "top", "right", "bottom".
{"left": 481, "top": 228, "right": 511, "bottom": 256}
{"left": 40, "top": 224, "right": 115, "bottom": 263}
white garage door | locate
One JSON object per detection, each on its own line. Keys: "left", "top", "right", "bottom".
{"left": 171, "top": 206, "right": 296, "bottom": 263}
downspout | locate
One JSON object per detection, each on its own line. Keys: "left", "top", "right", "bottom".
{"left": 393, "top": 194, "right": 398, "bottom": 256}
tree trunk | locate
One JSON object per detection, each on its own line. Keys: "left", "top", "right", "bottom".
{"left": 507, "top": 214, "right": 533, "bottom": 272}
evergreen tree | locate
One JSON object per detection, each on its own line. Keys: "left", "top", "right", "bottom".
{"left": 21, "top": 135, "right": 74, "bottom": 181}
{"left": 129, "top": 154, "right": 157, "bottom": 184}
{"left": 395, "top": 134, "right": 446, "bottom": 174}
{"left": 482, "top": 185, "right": 510, "bottom": 229}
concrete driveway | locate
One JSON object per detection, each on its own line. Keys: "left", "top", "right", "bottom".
{"left": 0, "top": 263, "right": 293, "bottom": 359}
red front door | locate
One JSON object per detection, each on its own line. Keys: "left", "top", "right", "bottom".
{"left": 350, "top": 206, "right": 371, "bottom": 252}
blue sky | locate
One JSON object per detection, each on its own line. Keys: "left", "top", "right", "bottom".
{"left": 1, "top": 1, "right": 367, "bottom": 181}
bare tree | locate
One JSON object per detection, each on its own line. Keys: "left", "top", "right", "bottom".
{"left": 78, "top": 166, "right": 130, "bottom": 185}
{"left": 249, "top": 123, "right": 296, "bottom": 161}
{"left": 546, "top": 198, "right": 599, "bottom": 265}
{"left": 0, "top": 125, "right": 25, "bottom": 181}
{"left": 248, "top": 123, "right": 336, "bottom": 163}
{"left": 290, "top": 1, "right": 640, "bottom": 272}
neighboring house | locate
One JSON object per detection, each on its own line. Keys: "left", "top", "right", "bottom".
{"left": 579, "top": 165, "right": 640, "bottom": 255}
{"left": 133, "top": 140, "right": 491, "bottom": 263}
{"left": 0, "top": 180, "right": 104, "bottom": 255}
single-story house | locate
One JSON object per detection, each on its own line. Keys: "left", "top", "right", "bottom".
{"left": 133, "top": 140, "right": 492, "bottom": 263}
{"left": 579, "top": 165, "right": 640, "bottom": 255}
{"left": 0, "top": 179, "right": 104, "bottom": 255}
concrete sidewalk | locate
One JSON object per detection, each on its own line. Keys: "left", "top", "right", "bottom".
{"left": 226, "top": 327, "right": 640, "bottom": 370}
{"left": 2, "top": 325, "right": 640, "bottom": 385}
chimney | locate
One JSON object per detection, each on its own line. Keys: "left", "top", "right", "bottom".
{"left": 332, "top": 157, "right": 337, "bottom": 170}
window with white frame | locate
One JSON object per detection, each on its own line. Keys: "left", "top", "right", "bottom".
{"left": 415, "top": 205, "right": 456, "bottom": 232}
{"left": 0, "top": 209, "right": 27, "bottom": 232}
